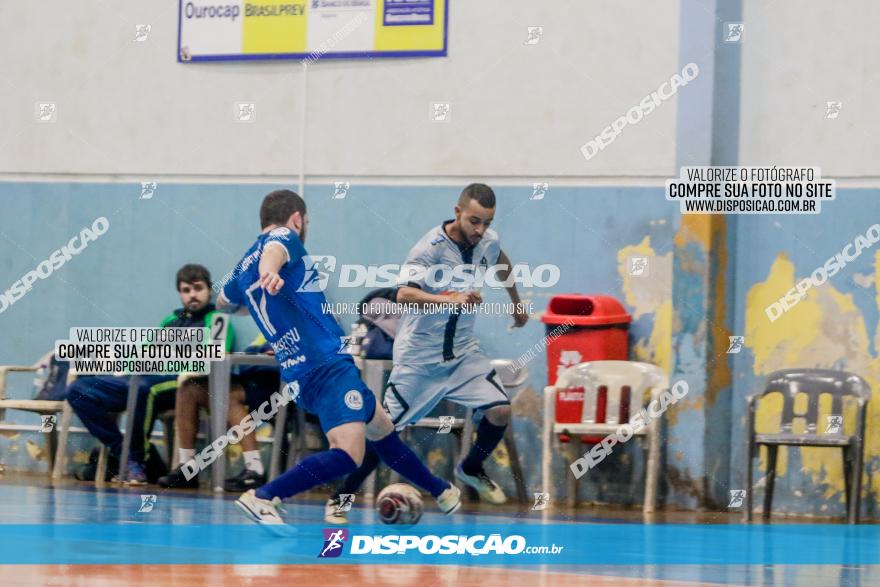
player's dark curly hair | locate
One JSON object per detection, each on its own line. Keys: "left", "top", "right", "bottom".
{"left": 458, "top": 183, "right": 496, "bottom": 208}
{"left": 260, "top": 189, "right": 307, "bottom": 229}
{"left": 176, "top": 264, "right": 211, "bottom": 290}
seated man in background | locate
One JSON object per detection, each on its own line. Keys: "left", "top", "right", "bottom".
{"left": 158, "top": 333, "right": 279, "bottom": 491}
{"left": 66, "top": 374, "right": 156, "bottom": 483}
{"left": 67, "top": 264, "right": 235, "bottom": 484}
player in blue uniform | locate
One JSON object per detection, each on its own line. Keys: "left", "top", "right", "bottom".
{"left": 218, "top": 190, "right": 460, "bottom": 527}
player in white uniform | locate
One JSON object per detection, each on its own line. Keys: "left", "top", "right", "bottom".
{"left": 326, "top": 184, "right": 528, "bottom": 521}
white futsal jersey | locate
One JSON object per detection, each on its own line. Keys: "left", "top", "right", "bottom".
{"left": 394, "top": 220, "right": 502, "bottom": 365}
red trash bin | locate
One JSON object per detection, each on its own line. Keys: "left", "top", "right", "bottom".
{"left": 541, "top": 294, "right": 631, "bottom": 425}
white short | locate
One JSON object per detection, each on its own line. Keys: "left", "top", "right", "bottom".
{"left": 384, "top": 351, "right": 509, "bottom": 429}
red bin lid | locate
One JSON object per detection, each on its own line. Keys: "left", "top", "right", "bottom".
{"left": 541, "top": 294, "right": 631, "bottom": 326}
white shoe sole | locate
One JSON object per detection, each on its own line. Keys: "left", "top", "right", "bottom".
{"left": 443, "top": 500, "right": 462, "bottom": 515}
{"left": 112, "top": 477, "right": 147, "bottom": 486}
{"left": 437, "top": 485, "right": 462, "bottom": 515}
{"left": 235, "top": 499, "right": 292, "bottom": 537}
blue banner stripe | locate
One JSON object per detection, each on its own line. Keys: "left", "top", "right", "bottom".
{"left": 0, "top": 524, "right": 878, "bottom": 565}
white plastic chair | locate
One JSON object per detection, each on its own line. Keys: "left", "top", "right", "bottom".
{"left": 0, "top": 360, "right": 74, "bottom": 479}
{"left": 541, "top": 360, "right": 669, "bottom": 514}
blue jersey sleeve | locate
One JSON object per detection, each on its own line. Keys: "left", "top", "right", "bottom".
{"left": 220, "top": 278, "right": 245, "bottom": 307}
{"left": 264, "top": 227, "right": 307, "bottom": 267}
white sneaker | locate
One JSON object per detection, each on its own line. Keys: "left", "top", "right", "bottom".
{"left": 236, "top": 489, "right": 289, "bottom": 534}
{"left": 435, "top": 483, "right": 462, "bottom": 515}
{"left": 324, "top": 497, "right": 349, "bottom": 524}
{"left": 455, "top": 464, "right": 507, "bottom": 505}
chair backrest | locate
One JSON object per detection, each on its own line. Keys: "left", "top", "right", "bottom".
{"left": 0, "top": 350, "right": 56, "bottom": 402}
{"left": 758, "top": 368, "right": 871, "bottom": 433}
{"left": 557, "top": 360, "right": 669, "bottom": 425}
{"left": 490, "top": 359, "right": 529, "bottom": 388}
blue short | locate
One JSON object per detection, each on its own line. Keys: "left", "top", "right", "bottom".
{"left": 291, "top": 357, "right": 377, "bottom": 434}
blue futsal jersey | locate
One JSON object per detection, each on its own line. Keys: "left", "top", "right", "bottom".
{"left": 220, "top": 227, "right": 344, "bottom": 384}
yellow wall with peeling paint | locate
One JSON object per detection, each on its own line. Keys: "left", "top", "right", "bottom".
{"left": 617, "top": 237, "right": 673, "bottom": 372}
{"left": 745, "top": 254, "right": 880, "bottom": 501}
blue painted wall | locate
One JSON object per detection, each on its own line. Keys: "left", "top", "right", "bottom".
{"left": 0, "top": 182, "right": 673, "bottom": 489}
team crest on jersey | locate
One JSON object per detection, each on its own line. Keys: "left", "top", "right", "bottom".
{"left": 286, "top": 381, "right": 301, "bottom": 403}
{"left": 344, "top": 390, "right": 363, "bottom": 410}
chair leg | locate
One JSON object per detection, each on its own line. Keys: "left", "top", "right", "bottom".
{"left": 52, "top": 402, "right": 74, "bottom": 480}
{"left": 849, "top": 442, "right": 864, "bottom": 524}
{"left": 644, "top": 421, "right": 661, "bottom": 515}
{"left": 95, "top": 446, "right": 108, "bottom": 487}
{"left": 566, "top": 439, "right": 580, "bottom": 509}
{"left": 296, "top": 408, "right": 307, "bottom": 452}
{"left": 269, "top": 403, "right": 289, "bottom": 481}
{"left": 284, "top": 426, "right": 296, "bottom": 471}
{"left": 452, "top": 422, "right": 463, "bottom": 469}
{"left": 541, "top": 387, "right": 554, "bottom": 513}
{"left": 459, "top": 411, "right": 475, "bottom": 497}
{"left": 286, "top": 408, "right": 307, "bottom": 470}
{"left": 842, "top": 446, "right": 853, "bottom": 522}
{"left": 163, "top": 417, "right": 176, "bottom": 467}
{"left": 460, "top": 411, "right": 475, "bottom": 459}
{"left": 171, "top": 423, "right": 182, "bottom": 469}
{"left": 503, "top": 427, "right": 528, "bottom": 504}
{"left": 46, "top": 427, "right": 58, "bottom": 474}
{"left": 745, "top": 438, "right": 755, "bottom": 522}
{"left": 762, "top": 445, "right": 779, "bottom": 521}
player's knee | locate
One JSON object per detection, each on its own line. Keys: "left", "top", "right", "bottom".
{"left": 181, "top": 380, "right": 209, "bottom": 401}
{"left": 66, "top": 384, "right": 88, "bottom": 407}
{"left": 177, "top": 380, "right": 195, "bottom": 396}
{"left": 485, "top": 404, "right": 511, "bottom": 426}
{"left": 229, "top": 385, "right": 247, "bottom": 404}
{"left": 336, "top": 444, "right": 364, "bottom": 468}
{"left": 328, "top": 423, "right": 367, "bottom": 466}
{"left": 365, "top": 407, "right": 394, "bottom": 441}
{"left": 176, "top": 383, "right": 196, "bottom": 403}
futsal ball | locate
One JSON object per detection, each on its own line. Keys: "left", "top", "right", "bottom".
{"left": 376, "top": 483, "right": 424, "bottom": 525}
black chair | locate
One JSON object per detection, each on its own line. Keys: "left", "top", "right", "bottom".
{"left": 746, "top": 368, "right": 870, "bottom": 523}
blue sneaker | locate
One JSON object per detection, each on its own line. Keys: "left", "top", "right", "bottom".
{"left": 116, "top": 459, "right": 148, "bottom": 486}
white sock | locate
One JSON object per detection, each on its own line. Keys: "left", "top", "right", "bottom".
{"left": 179, "top": 448, "right": 196, "bottom": 464}
{"left": 243, "top": 450, "right": 264, "bottom": 475}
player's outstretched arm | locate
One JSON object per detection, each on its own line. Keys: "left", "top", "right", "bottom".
{"left": 496, "top": 250, "right": 528, "bottom": 327}
{"left": 259, "top": 243, "right": 287, "bottom": 295}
